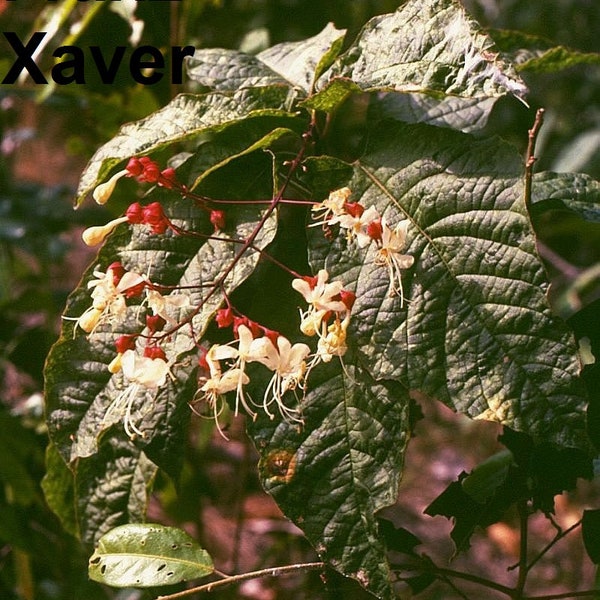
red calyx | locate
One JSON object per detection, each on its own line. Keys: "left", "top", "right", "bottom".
{"left": 146, "top": 314, "right": 167, "bottom": 332}
{"left": 344, "top": 202, "right": 365, "bottom": 218}
{"left": 144, "top": 345, "right": 167, "bottom": 361}
{"left": 142, "top": 202, "right": 170, "bottom": 234}
{"left": 367, "top": 219, "right": 383, "bottom": 243}
{"left": 210, "top": 209, "right": 226, "bottom": 231}
{"left": 339, "top": 289, "right": 356, "bottom": 312}
{"left": 115, "top": 334, "right": 137, "bottom": 354}
{"left": 215, "top": 308, "right": 234, "bottom": 328}
{"left": 125, "top": 202, "right": 144, "bottom": 224}
{"left": 107, "top": 261, "right": 126, "bottom": 286}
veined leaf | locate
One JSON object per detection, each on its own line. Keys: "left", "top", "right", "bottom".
{"left": 187, "top": 23, "right": 346, "bottom": 95}
{"left": 317, "top": 0, "right": 528, "bottom": 131}
{"left": 251, "top": 361, "right": 412, "bottom": 600}
{"left": 531, "top": 171, "right": 600, "bottom": 223}
{"left": 307, "top": 121, "right": 588, "bottom": 450}
{"left": 75, "top": 87, "right": 298, "bottom": 205}
{"left": 489, "top": 29, "right": 600, "bottom": 73}
{"left": 89, "top": 523, "right": 213, "bottom": 587}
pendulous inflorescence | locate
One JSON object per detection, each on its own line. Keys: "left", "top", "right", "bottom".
{"left": 69, "top": 155, "right": 414, "bottom": 439}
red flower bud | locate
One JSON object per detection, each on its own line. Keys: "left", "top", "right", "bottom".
{"left": 142, "top": 202, "right": 170, "bottom": 234}
{"left": 146, "top": 314, "right": 166, "bottom": 332}
{"left": 126, "top": 157, "right": 144, "bottom": 177}
{"left": 159, "top": 167, "right": 178, "bottom": 188}
{"left": 125, "top": 202, "right": 144, "bottom": 224}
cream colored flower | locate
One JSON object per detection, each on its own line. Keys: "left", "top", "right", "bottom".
{"left": 376, "top": 217, "right": 414, "bottom": 304}
{"left": 102, "top": 349, "right": 170, "bottom": 439}
{"left": 92, "top": 169, "right": 128, "bottom": 204}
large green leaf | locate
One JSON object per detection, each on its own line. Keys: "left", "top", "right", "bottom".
{"left": 75, "top": 87, "right": 298, "bottom": 205}
{"left": 307, "top": 121, "right": 588, "bottom": 450}
{"left": 251, "top": 361, "right": 412, "bottom": 600}
{"left": 186, "top": 23, "right": 346, "bottom": 94}
{"left": 45, "top": 168, "right": 279, "bottom": 541}
{"left": 317, "top": 0, "right": 528, "bottom": 131}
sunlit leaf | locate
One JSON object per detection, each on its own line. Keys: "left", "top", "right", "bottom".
{"left": 89, "top": 523, "right": 213, "bottom": 587}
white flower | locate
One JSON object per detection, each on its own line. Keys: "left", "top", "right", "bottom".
{"left": 315, "top": 314, "right": 350, "bottom": 363}
{"left": 207, "top": 324, "right": 271, "bottom": 419}
{"left": 376, "top": 217, "right": 414, "bottom": 304}
{"left": 292, "top": 269, "right": 347, "bottom": 313}
{"left": 198, "top": 347, "right": 249, "bottom": 438}
{"left": 65, "top": 266, "right": 146, "bottom": 335}
{"left": 146, "top": 289, "right": 190, "bottom": 324}
{"left": 335, "top": 205, "right": 380, "bottom": 247}
{"left": 310, "top": 187, "right": 352, "bottom": 227}
{"left": 102, "top": 349, "right": 170, "bottom": 439}
{"left": 260, "top": 335, "right": 310, "bottom": 421}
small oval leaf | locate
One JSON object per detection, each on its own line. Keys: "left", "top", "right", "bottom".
{"left": 88, "top": 523, "right": 214, "bottom": 588}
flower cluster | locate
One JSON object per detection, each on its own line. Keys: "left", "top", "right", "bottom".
{"left": 82, "top": 201, "right": 175, "bottom": 247}
{"left": 67, "top": 259, "right": 193, "bottom": 438}
{"left": 71, "top": 168, "right": 416, "bottom": 440}
{"left": 197, "top": 315, "right": 311, "bottom": 437}
{"left": 92, "top": 156, "right": 181, "bottom": 205}
{"left": 311, "top": 188, "right": 414, "bottom": 305}
{"left": 194, "top": 270, "right": 356, "bottom": 436}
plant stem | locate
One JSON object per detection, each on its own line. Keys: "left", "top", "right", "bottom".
{"left": 431, "top": 565, "right": 515, "bottom": 597}
{"left": 515, "top": 499, "right": 530, "bottom": 598}
{"left": 156, "top": 561, "right": 325, "bottom": 599}
{"left": 523, "top": 107, "right": 545, "bottom": 213}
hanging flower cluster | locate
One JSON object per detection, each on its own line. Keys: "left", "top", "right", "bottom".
{"left": 72, "top": 154, "right": 415, "bottom": 439}
{"left": 311, "top": 188, "right": 414, "bottom": 305}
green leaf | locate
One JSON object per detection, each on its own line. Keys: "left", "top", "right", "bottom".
{"left": 308, "top": 120, "right": 588, "bottom": 450}
{"left": 257, "top": 22, "right": 346, "bottom": 93}
{"left": 321, "top": 0, "right": 527, "bottom": 130}
{"left": 489, "top": 29, "right": 600, "bottom": 74}
{"left": 251, "top": 361, "right": 412, "bottom": 600}
{"left": 532, "top": 171, "right": 600, "bottom": 223}
{"left": 41, "top": 443, "right": 78, "bottom": 538}
{"left": 45, "top": 165, "right": 278, "bottom": 540}
{"left": 88, "top": 523, "right": 213, "bottom": 587}
{"left": 186, "top": 23, "right": 346, "bottom": 95}
{"left": 186, "top": 49, "right": 290, "bottom": 91}
{"left": 461, "top": 449, "right": 513, "bottom": 502}
{"left": 425, "top": 469, "right": 525, "bottom": 551}
{"left": 75, "top": 87, "right": 298, "bottom": 205}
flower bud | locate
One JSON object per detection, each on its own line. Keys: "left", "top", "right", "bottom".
{"left": 92, "top": 170, "right": 127, "bottom": 205}
{"left": 82, "top": 216, "right": 128, "bottom": 246}
{"left": 78, "top": 307, "right": 103, "bottom": 333}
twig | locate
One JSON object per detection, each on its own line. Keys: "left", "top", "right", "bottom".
{"left": 524, "top": 108, "right": 545, "bottom": 213}
{"left": 156, "top": 561, "right": 325, "bottom": 599}
{"left": 526, "top": 519, "right": 581, "bottom": 574}
{"left": 515, "top": 500, "right": 530, "bottom": 598}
